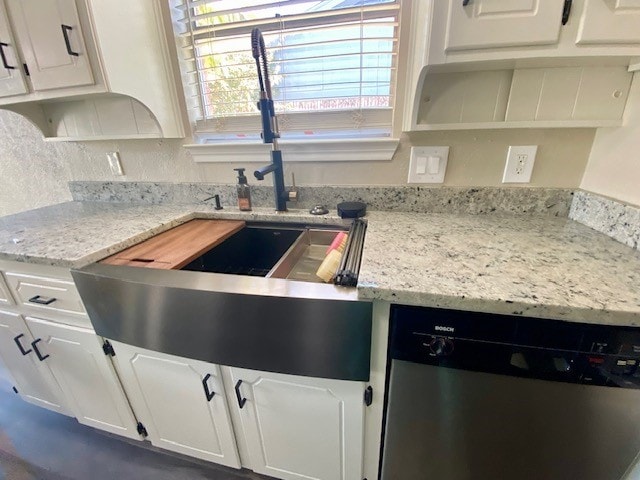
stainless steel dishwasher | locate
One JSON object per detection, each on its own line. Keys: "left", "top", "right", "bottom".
{"left": 381, "top": 305, "right": 640, "bottom": 480}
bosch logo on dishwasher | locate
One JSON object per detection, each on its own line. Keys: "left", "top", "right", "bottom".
{"left": 434, "top": 325, "right": 455, "bottom": 333}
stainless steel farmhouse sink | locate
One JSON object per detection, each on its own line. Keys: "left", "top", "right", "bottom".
{"left": 181, "top": 223, "right": 347, "bottom": 283}
{"left": 71, "top": 220, "right": 372, "bottom": 382}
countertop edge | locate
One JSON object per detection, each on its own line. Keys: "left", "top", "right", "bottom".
{"left": 356, "top": 287, "right": 640, "bottom": 326}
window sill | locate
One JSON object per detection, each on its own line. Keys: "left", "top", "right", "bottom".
{"left": 185, "top": 138, "right": 399, "bottom": 163}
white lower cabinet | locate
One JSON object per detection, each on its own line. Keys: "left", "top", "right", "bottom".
{"left": 228, "top": 367, "right": 366, "bottom": 480}
{"left": 0, "top": 310, "right": 69, "bottom": 414}
{"left": 23, "top": 316, "right": 140, "bottom": 439}
{"left": 110, "top": 342, "right": 241, "bottom": 469}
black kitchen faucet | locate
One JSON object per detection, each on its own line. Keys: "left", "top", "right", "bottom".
{"left": 251, "top": 28, "right": 290, "bottom": 212}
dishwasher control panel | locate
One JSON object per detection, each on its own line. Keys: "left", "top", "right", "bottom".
{"left": 390, "top": 305, "right": 640, "bottom": 388}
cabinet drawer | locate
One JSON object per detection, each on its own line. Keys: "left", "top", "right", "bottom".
{"left": 4, "top": 272, "right": 86, "bottom": 316}
{"left": 0, "top": 273, "right": 14, "bottom": 306}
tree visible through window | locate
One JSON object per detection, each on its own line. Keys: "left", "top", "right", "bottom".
{"left": 175, "top": 0, "right": 399, "bottom": 138}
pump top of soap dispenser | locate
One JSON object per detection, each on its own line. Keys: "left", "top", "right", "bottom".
{"left": 234, "top": 168, "right": 248, "bottom": 184}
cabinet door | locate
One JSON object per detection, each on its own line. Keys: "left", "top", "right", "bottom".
{"left": 111, "top": 342, "right": 241, "bottom": 468}
{"left": 445, "top": 0, "right": 564, "bottom": 51}
{"left": 0, "top": 4, "right": 27, "bottom": 97}
{"left": 5, "top": 0, "right": 93, "bottom": 91}
{"left": 229, "top": 367, "right": 365, "bottom": 480}
{"left": 577, "top": 0, "right": 640, "bottom": 45}
{"left": 24, "top": 317, "right": 140, "bottom": 439}
{"left": 0, "top": 310, "right": 68, "bottom": 414}
{"left": 0, "top": 273, "right": 14, "bottom": 306}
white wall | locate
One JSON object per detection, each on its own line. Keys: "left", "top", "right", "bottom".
{"left": 0, "top": 108, "right": 596, "bottom": 216}
{"left": 580, "top": 74, "right": 640, "bottom": 207}
{"left": 0, "top": 111, "right": 74, "bottom": 216}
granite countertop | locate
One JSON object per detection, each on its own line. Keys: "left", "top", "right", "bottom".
{"left": 0, "top": 202, "right": 347, "bottom": 268}
{"left": 1, "top": 201, "right": 639, "bottom": 326}
{"left": 358, "top": 211, "right": 640, "bottom": 326}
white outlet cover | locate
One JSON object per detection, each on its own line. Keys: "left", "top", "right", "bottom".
{"left": 502, "top": 145, "right": 537, "bottom": 183}
{"left": 107, "top": 152, "right": 124, "bottom": 176}
{"left": 408, "top": 146, "right": 449, "bottom": 184}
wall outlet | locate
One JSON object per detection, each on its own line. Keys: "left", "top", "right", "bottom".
{"left": 408, "top": 146, "right": 449, "bottom": 184}
{"left": 107, "top": 152, "right": 124, "bottom": 176}
{"left": 502, "top": 145, "right": 537, "bottom": 183}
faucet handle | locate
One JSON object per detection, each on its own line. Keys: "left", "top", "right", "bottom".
{"left": 287, "top": 172, "right": 299, "bottom": 202}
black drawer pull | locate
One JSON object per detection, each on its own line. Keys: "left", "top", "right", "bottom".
{"left": 562, "top": 0, "right": 572, "bottom": 25}
{"left": 13, "top": 334, "right": 32, "bottom": 356}
{"left": 28, "top": 295, "right": 57, "bottom": 305}
{"left": 462, "top": 0, "right": 470, "bottom": 5}
{"left": 0, "top": 42, "right": 15, "bottom": 70}
{"left": 31, "top": 339, "right": 49, "bottom": 362}
{"left": 234, "top": 379, "right": 247, "bottom": 409}
{"left": 61, "top": 25, "right": 79, "bottom": 56}
{"left": 202, "top": 374, "right": 216, "bottom": 401}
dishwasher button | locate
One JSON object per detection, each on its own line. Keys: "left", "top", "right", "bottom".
{"left": 429, "top": 337, "right": 454, "bottom": 356}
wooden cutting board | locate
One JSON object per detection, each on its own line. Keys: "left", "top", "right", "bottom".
{"left": 100, "top": 219, "right": 245, "bottom": 270}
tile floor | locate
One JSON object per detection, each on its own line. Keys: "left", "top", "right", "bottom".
{"left": 0, "top": 364, "right": 271, "bottom": 480}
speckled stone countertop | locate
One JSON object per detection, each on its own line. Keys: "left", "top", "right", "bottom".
{"left": 0, "top": 202, "right": 347, "bottom": 268}
{"left": 358, "top": 211, "right": 640, "bottom": 326}
{"left": 1, "top": 202, "right": 639, "bottom": 326}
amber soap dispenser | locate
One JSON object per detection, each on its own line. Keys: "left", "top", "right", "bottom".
{"left": 234, "top": 168, "right": 252, "bottom": 211}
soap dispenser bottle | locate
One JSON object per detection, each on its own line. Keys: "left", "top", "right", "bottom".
{"left": 234, "top": 168, "right": 252, "bottom": 211}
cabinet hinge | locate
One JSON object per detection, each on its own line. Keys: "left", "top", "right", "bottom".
{"left": 364, "top": 386, "right": 373, "bottom": 406}
{"left": 12, "top": 386, "right": 18, "bottom": 394}
{"left": 102, "top": 340, "right": 116, "bottom": 357}
{"left": 136, "top": 422, "right": 148, "bottom": 437}
{"left": 22, "top": 63, "right": 29, "bottom": 76}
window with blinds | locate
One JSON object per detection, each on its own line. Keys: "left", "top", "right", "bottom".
{"left": 171, "top": 0, "right": 400, "bottom": 142}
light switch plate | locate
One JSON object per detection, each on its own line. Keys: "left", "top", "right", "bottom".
{"left": 107, "top": 152, "right": 124, "bottom": 176}
{"left": 502, "top": 145, "right": 537, "bottom": 183}
{"left": 408, "top": 146, "right": 449, "bottom": 183}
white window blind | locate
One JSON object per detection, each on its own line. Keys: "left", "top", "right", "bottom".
{"left": 170, "top": 0, "right": 399, "bottom": 142}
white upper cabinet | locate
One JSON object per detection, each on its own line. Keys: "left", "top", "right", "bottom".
{"left": 6, "top": 0, "right": 93, "bottom": 91}
{"left": 0, "top": 4, "right": 26, "bottom": 97}
{"left": 0, "top": 0, "right": 186, "bottom": 139}
{"left": 577, "top": 0, "right": 640, "bottom": 45}
{"left": 446, "top": 0, "right": 564, "bottom": 52}
{"left": 403, "top": 0, "right": 640, "bottom": 131}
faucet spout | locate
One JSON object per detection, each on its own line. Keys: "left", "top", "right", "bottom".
{"left": 254, "top": 162, "right": 278, "bottom": 181}
{"left": 254, "top": 149, "right": 287, "bottom": 211}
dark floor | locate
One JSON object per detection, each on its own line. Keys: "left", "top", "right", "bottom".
{"left": 0, "top": 364, "right": 270, "bottom": 480}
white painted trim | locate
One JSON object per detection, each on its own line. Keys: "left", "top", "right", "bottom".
{"left": 186, "top": 138, "right": 400, "bottom": 163}
{"left": 43, "top": 134, "right": 162, "bottom": 142}
{"left": 363, "top": 300, "right": 390, "bottom": 480}
{"left": 408, "top": 120, "right": 623, "bottom": 131}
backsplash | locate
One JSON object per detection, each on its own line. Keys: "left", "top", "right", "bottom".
{"left": 69, "top": 181, "right": 574, "bottom": 216}
{"left": 570, "top": 191, "right": 640, "bottom": 250}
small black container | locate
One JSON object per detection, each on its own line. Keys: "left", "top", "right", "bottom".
{"left": 337, "top": 201, "right": 366, "bottom": 219}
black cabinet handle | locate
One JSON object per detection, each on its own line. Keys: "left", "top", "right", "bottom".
{"left": 202, "top": 374, "right": 216, "bottom": 401}
{"left": 13, "top": 334, "right": 32, "bottom": 356}
{"left": 0, "top": 42, "right": 15, "bottom": 70}
{"left": 61, "top": 25, "right": 79, "bottom": 56}
{"left": 234, "top": 379, "right": 247, "bottom": 409}
{"left": 462, "top": 0, "right": 470, "bottom": 6}
{"left": 31, "top": 339, "right": 49, "bottom": 361}
{"left": 28, "top": 295, "right": 57, "bottom": 305}
{"left": 562, "top": 0, "right": 572, "bottom": 25}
